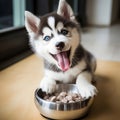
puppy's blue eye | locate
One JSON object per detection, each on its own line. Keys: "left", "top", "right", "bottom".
{"left": 43, "top": 36, "right": 51, "bottom": 41}
{"left": 61, "top": 29, "right": 68, "bottom": 35}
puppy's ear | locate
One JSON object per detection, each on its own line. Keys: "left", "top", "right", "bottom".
{"left": 57, "top": 0, "right": 75, "bottom": 21}
{"left": 25, "top": 11, "right": 40, "bottom": 33}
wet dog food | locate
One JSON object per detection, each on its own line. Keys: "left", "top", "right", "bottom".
{"left": 43, "top": 92, "right": 83, "bottom": 103}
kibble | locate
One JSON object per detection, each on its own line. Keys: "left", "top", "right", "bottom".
{"left": 43, "top": 91, "right": 83, "bottom": 103}
{"left": 50, "top": 96, "right": 57, "bottom": 102}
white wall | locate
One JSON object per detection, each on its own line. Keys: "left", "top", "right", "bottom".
{"left": 86, "top": 0, "right": 113, "bottom": 26}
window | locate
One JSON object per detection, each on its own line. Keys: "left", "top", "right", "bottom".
{"left": 0, "top": 0, "right": 26, "bottom": 30}
{"left": 0, "top": 0, "right": 13, "bottom": 29}
{"left": 0, "top": 0, "right": 32, "bottom": 70}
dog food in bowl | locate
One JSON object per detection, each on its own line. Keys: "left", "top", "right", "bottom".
{"left": 35, "top": 84, "right": 95, "bottom": 120}
{"left": 43, "top": 91, "right": 83, "bottom": 103}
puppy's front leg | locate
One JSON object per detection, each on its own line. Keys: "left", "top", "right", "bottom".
{"left": 40, "top": 76, "right": 56, "bottom": 93}
{"left": 76, "top": 71, "right": 98, "bottom": 98}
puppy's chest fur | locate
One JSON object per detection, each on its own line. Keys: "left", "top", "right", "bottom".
{"left": 45, "top": 59, "right": 86, "bottom": 83}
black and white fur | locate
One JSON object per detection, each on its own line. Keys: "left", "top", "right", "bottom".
{"left": 25, "top": 0, "right": 98, "bottom": 98}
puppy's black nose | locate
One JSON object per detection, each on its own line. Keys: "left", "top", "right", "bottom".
{"left": 55, "top": 42, "right": 65, "bottom": 50}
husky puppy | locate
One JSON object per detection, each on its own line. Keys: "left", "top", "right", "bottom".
{"left": 25, "top": 0, "right": 97, "bottom": 98}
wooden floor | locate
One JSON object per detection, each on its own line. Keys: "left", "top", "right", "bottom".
{"left": 0, "top": 55, "right": 120, "bottom": 120}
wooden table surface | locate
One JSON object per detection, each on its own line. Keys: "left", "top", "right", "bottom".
{"left": 0, "top": 55, "right": 120, "bottom": 120}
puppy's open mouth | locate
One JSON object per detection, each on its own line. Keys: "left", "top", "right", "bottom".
{"left": 50, "top": 49, "right": 71, "bottom": 71}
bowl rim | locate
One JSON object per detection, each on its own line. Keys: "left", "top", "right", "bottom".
{"left": 34, "top": 84, "right": 92, "bottom": 111}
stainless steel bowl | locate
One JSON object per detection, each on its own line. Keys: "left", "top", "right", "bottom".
{"left": 34, "top": 84, "right": 94, "bottom": 120}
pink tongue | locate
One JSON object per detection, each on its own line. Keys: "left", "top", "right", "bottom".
{"left": 56, "top": 52, "right": 70, "bottom": 71}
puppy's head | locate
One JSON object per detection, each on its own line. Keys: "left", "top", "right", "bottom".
{"left": 25, "top": 0, "right": 81, "bottom": 71}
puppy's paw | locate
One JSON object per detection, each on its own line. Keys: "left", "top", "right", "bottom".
{"left": 40, "top": 77, "right": 56, "bottom": 94}
{"left": 77, "top": 83, "right": 98, "bottom": 99}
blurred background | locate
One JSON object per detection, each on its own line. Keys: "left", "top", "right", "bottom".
{"left": 0, "top": 0, "right": 120, "bottom": 70}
